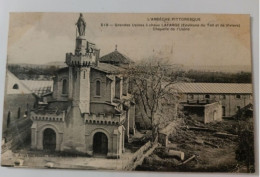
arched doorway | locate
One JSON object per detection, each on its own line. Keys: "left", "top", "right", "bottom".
{"left": 213, "top": 111, "right": 217, "bottom": 121}
{"left": 93, "top": 132, "right": 108, "bottom": 156}
{"left": 43, "top": 128, "right": 56, "bottom": 151}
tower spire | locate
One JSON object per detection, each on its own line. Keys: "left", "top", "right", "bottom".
{"left": 115, "top": 44, "right": 117, "bottom": 51}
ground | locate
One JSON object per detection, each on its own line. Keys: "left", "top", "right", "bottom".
{"left": 1, "top": 130, "right": 152, "bottom": 170}
{"left": 136, "top": 117, "right": 249, "bottom": 172}
{"left": 1, "top": 117, "right": 253, "bottom": 172}
{"left": 2, "top": 149, "right": 135, "bottom": 170}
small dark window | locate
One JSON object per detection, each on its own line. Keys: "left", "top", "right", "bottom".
{"left": 7, "top": 112, "right": 11, "bottom": 128}
{"left": 205, "top": 94, "right": 210, "bottom": 99}
{"left": 17, "top": 107, "right": 21, "bottom": 119}
{"left": 83, "top": 71, "right": 86, "bottom": 79}
{"left": 222, "top": 106, "right": 226, "bottom": 116}
{"left": 236, "top": 95, "right": 241, "bottom": 99}
{"left": 221, "top": 95, "right": 226, "bottom": 99}
{"left": 62, "top": 79, "right": 68, "bottom": 94}
{"left": 115, "top": 77, "right": 121, "bottom": 99}
{"left": 96, "top": 80, "right": 101, "bottom": 96}
{"left": 13, "top": 84, "right": 19, "bottom": 89}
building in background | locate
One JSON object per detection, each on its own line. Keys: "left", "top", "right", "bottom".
{"left": 174, "top": 83, "right": 253, "bottom": 122}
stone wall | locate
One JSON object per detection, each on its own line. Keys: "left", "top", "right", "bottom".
{"left": 31, "top": 117, "right": 64, "bottom": 151}
{"left": 31, "top": 106, "right": 124, "bottom": 158}
{"left": 53, "top": 69, "right": 69, "bottom": 101}
{"left": 124, "top": 141, "right": 156, "bottom": 170}
{"left": 90, "top": 69, "right": 112, "bottom": 103}
{"left": 90, "top": 102, "right": 116, "bottom": 114}
{"left": 204, "top": 102, "right": 222, "bottom": 123}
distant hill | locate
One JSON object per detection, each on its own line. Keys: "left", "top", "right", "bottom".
{"left": 182, "top": 65, "right": 252, "bottom": 73}
{"left": 8, "top": 62, "right": 66, "bottom": 68}
{"left": 6, "top": 61, "right": 252, "bottom": 83}
{"left": 7, "top": 63, "right": 64, "bottom": 80}
{"left": 45, "top": 61, "right": 67, "bottom": 68}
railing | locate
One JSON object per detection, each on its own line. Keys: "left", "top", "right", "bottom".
{"left": 185, "top": 98, "right": 217, "bottom": 104}
{"left": 66, "top": 53, "right": 96, "bottom": 66}
{"left": 30, "top": 111, "right": 65, "bottom": 122}
{"left": 84, "top": 111, "right": 126, "bottom": 125}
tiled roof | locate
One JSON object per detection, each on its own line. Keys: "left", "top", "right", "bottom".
{"left": 33, "top": 101, "right": 70, "bottom": 115}
{"left": 21, "top": 80, "right": 53, "bottom": 97}
{"left": 99, "top": 50, "right": 134, "bottom": 64}
{"left": 91, "top": 62, "right": 124, "bottom": 74}
{"left": 173, "top": 83, "right": 252, "bottom": 94}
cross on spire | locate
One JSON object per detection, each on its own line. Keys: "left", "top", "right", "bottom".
{"left": 115, "top": 44, "right": 117, "bottom": 51}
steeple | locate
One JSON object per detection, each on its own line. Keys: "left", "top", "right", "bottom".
{"left": 65, "top": 13, "right": 100, "bottom": 68}
{"left": 65, "top": 13, "right": 100, "bottom": 113}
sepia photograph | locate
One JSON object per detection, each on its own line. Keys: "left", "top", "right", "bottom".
{"left": 1, "top": 12, "right": 255, "bottom": 173}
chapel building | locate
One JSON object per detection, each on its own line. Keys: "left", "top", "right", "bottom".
{"left": 30, "top": 14, "right": 135, "bottom": 158}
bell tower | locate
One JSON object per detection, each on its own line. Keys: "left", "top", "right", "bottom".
{"left": 65, "top": 13, "right": 100, "bottom": 114}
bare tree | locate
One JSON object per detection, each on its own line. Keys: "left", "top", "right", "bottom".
{"left": 125, "top": 58, "right": 188, "bottom": 141}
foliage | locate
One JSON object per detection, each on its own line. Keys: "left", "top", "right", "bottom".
{"left": 125, "top": 58, "right": 188, "bottom": 139}
{"left": 185, "top": 70, "right": 252, "bottom": 83}
{"left": 7, "top": 64, "right": 59, "bottom": 80}
{"left": 235, "top": 117, "right": 254, "bottom": 172}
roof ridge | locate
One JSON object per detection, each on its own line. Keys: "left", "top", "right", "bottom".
{"left": 173, "top": 82, "right": 252, "bottom": 94}
{"left": 99, "top": 50, "right": 133, "bottom": 64}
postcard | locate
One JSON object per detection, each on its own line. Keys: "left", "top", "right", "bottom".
{"left": 1, "top": 12, "right": 254, "bottom": 173}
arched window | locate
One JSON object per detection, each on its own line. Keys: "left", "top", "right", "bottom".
{"left": 62, "top": 79, "right": 68, "bottom": 94}
{"left": 13, "top": 84, "right": 19, "bottom": 89}
{"left": 96, "top": 80, "right": 101, "bottom": 96}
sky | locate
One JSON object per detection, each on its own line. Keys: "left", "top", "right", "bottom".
{"left": 7, "top": 12, "right": 252, "bottom": 67}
